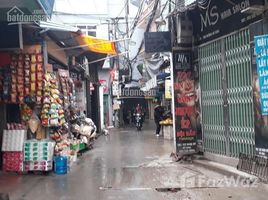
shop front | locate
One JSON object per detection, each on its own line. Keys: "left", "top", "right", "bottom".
{"left": 0, "top": 21, "right": 116, "bottom": 173}
{"left": 188, "top": 0, "right": 265, "bottom": 161}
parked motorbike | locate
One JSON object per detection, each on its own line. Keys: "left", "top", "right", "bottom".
{"left": 134, "top": 113, "right": 143, "bottom": 131}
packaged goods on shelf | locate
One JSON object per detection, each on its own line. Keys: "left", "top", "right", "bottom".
{"left": 2, "top": 152, "right": 24, "bottom": 172}
{"left": 1, "top": 130, "right": 27, "bottom": 151}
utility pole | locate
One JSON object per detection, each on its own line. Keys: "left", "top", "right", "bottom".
{"left": 125, "top": 0, "right": 130, "bottom": 64}
{"left": 125, "top": 0, "right": 129, "bottom": 39}
{"left": 110, "top": 17, "right": 124, "bottom": 128}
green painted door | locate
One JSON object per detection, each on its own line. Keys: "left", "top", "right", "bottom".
{"left": 199, "top": 29, "right": 255, "bottom": 158}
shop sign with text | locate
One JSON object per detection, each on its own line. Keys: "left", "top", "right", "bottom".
{"left": 172, "top": 50, "right": 197, "bottom": 154}
{"left": 189, "top": 0, "right": 263, "bottom": 44}
{"left": 255, "top": 35, "right": 268, "bottom": 115}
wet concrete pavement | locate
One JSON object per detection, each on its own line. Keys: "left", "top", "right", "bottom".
{"left": 1, "top": 121, "right": 268, "bottom": 200}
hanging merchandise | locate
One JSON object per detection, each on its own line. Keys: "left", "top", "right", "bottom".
{"left": 58, "top": 69, "right": 76, "bottom": 111}
{"left": 0, "top": 51, "right": 44, "bottom": 104}
{"left": 0, "top": 67, "right": 12, "bottom": 102}
{"left": 30, "top": 53, "right": 43, "bottom": 105}
{"left": 35, "top": 124, "right": 46, "bottom": 140}
{"left": 41, "top": 72, "right": 65, "bottom": 127}
{"left": 28, "top": 114, "right": 40, "bottom": 134}
{"left": 50, "top": 125, "right": 71, "bottom": 156}
{"left": 20, "top": 104, "right": 33, "bottom": 122}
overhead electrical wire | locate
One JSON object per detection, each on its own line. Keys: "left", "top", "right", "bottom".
{"left": 126, "top": 0, "right": 146, "bottom": 38}
{"left": 114, "top": 0, "right": 129, "bottom": 19}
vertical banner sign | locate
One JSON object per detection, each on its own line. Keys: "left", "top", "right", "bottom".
{"left": 254, "top": 35, "right": 268, "bottom": 157}
{"left": 255, "top": 35, "right": 268, "bottom": 115}
{"left": 172, "top": 50, "right": 197, "bottom": 154}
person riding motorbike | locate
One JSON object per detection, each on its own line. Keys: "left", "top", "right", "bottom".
{"left": 134, "top": 104, "right": 143, "bottom": 130}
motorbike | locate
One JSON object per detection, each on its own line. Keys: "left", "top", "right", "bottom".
{"left": 134, "top": 113, "right": 143, "bottom": 131}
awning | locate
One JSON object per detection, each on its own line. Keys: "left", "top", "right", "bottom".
{"left": 38, "top": 21, "right": 117, "bottom": 56}
{"left": 76, "top": 34, "right": 117, "bottom": 55}
{"left": 157, "top": 72, "right": 170, "bottom": 80}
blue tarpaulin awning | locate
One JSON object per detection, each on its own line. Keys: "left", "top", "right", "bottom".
{"left": 157, "top": 72, "right": 170, "bottom": 80}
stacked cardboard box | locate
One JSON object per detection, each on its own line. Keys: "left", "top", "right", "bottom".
{"left": 1, "top": 130, "right": 26, "bottom": 172}
{"left": 23, "top": 140, "right": 55, "bottom": 171}
{"left": 24, "top": 161, "right": 53, "bottom": 171}
{"left": 1, "top": 130, "right": 27, "bottom": 151}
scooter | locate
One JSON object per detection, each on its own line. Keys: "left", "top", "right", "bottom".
{"left": 134, "top": 113, "right": 143, "bottom": 131}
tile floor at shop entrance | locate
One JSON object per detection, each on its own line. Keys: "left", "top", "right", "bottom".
{"left": 1, "top": 121, "right": 268, "bottom": 200}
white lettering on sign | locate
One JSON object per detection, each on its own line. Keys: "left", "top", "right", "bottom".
{"left": 258, "top": 58, "right": 267, "bottom": 68}
{"left": 264, "top": 78, "right": 268, "bottom": 86}
{"left": 200, "top": 5, "right": 219, "bottom": 32}
{"left": 263, "top": 101, "right": 268, "bottom": 108}
{"left": 261, "top": 92, "right": 268, "bottom": 98}
{"left": 221, "top": 9, "right": 232, "bottom": 20}
{"left": 177, "top": 54, "right": 188, "bottom": 63}
{"left": 232, "top": 0, "right": 250, "bottom": 14}
{"left": 257, "top": 38, "right": 268, "bottom": 46}
{"left": 259, "top": 69, "right": 268, "bottom": 77}
{"left": 200, "top": 0, "right": 251, "bottom": 32}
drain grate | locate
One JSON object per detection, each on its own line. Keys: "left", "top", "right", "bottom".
{"left": 99, "top": 186, "right": 182, "bottom": 193}
{"left": 155, "top": 187, "right": 181, "bottom": 193}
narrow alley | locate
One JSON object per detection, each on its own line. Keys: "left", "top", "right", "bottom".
{"left": 1, "top": 123, "right": 268, "bottom": 200}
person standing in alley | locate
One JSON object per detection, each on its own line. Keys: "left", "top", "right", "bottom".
{"left": 154, "top": 101, "right": 165, "bottom": 136}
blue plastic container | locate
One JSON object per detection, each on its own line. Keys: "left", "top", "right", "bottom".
{"left": 54, "top": 156, "right": 68, "bottom": 175}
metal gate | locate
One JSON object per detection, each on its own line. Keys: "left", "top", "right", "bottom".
{"left": 199, "top": 29, "right": 255, "bottom": 158}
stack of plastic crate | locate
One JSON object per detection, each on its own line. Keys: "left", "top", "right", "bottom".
{"left": 23, "top": 140, "right": 55, "bottom": 171}
{"left": 1, "top": 130, "right": 27, "bottom": 172}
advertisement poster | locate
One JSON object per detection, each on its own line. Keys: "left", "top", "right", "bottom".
{"left": 254, "top": 35, "right": 268, "bottom": 157}
{"left": 255, "top": 35, "right": 268, "bottom": 115}
{"left": 165, "top": 79, "right": 172, "bottom": 99}
{"left": 172, "top": 50, "right": 197, "bottom": 154}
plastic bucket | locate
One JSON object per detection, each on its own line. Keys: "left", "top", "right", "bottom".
{"left": 54, "top": 156, "right": 68, "bottom": 175}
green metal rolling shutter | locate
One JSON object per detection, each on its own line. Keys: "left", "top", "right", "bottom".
{"left": 199, "top": 29, "right": 255, "bottom": 158}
